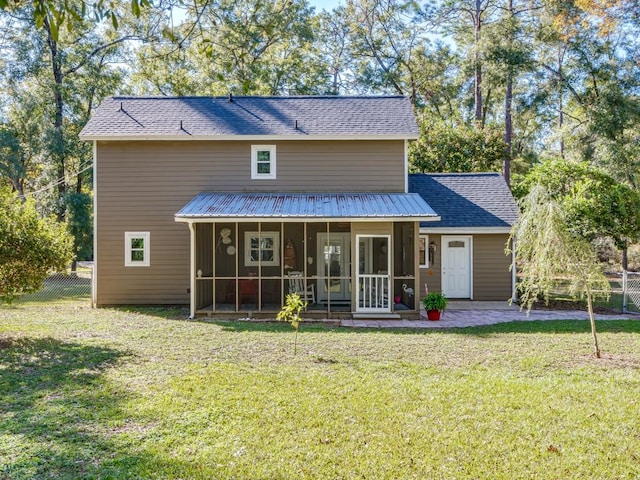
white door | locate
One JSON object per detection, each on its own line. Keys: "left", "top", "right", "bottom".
{"left": 317, "top": 233, "right": 351, "bottom": 302}
{"left": 356, "top": 235, "right": 391, "bottom": 312}
{"left": 442, "top": 236, "right": 471, "bottom": 298}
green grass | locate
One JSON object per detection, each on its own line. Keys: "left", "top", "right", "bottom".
{"left": 1, "top": 302, "right": 639, "bottom": 479}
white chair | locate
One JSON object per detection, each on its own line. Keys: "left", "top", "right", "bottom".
{"left": 287, "top": 271, "right": 315, "bottom": 304}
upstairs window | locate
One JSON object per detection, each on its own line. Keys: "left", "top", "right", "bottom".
{"left": 251, "top": 145, "right": 276, "bottom": 179}
{"left": 125, "top": 232, "right": 150, "bottom": 267}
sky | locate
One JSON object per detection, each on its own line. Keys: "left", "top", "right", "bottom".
{"left": 308, "top": 0, "right": 344, "bottom": 12}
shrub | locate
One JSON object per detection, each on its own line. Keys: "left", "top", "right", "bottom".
{"left": 0, "top": 189, "right": 74, "bottom": 303}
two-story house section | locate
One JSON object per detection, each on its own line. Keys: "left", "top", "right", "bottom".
{"left": 80, "top": 95, "right": 440, "bottom": 319}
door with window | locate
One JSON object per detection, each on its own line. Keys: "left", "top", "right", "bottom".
{"left": 317, "top": 233, "right": 351, "bottom": 302}
{"left": 356, "top": 235, "right": 391, "bottom": 312}
{"left": 442, "top": 236, "right": 471, "bottom": 298}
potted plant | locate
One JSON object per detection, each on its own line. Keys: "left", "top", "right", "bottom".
{"left": 422, "top": 291, "right": 447, "bottom": 321}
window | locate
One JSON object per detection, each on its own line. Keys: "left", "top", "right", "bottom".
{"left": 244, "top": 232, "right": 279, "bottom": 266}
{"left": 125, "top": 232, "right": 150, "bottom": 267}
{"left": 251, "top": 145, "right": 276, "bottom": 179}
{"left": 419, "top": 235, "right": 429, "bottom": 268}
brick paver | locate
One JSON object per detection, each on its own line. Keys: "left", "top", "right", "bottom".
{"left": 340, "top": 308, "right": 633, "bottom": 328}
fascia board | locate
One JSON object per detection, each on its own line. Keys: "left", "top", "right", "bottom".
{"left": 80, "top": 134, "right": 419, "bottom": 142}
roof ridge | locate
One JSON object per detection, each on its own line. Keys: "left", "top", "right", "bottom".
{"left": 410, "top": 172, "right": 502, "bottom": 177}
{"left": 109, "top": 95, "right": 409, "bottom": 100}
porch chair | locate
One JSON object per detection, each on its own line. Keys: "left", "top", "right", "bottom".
{"left": 287, "top": 271, "right": 316, "bottom": 304}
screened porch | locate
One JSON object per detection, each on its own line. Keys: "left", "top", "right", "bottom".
{"left": 191, "top": 221, "right": 419, "bottom": 317}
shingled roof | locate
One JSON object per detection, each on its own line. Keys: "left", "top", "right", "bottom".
{"left": 408, "top": 173, "right": 519, "bottom": 229}
{"left": 80, "top": 95, "right": 418, "bottom": 140}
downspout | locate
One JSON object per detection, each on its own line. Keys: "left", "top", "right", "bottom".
{"left": 92, "top": 140, "right": 97, "bottom": 308}
{"left": 511, "top": 236, "right": 518, "bottom": 303}
{"left": 404, "top": 139, "right": 409, "bottom": 193}
{"left": 188, "top": 221, "right": 196, "bottom": 319}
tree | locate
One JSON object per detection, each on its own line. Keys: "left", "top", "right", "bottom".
{"left": 130, "top": 0, "right": 330, "bottom": 96}
{"left": 409, "top": 118, "right": 505, "bottom": 172}
{"left": 515, "top": 159, "right": 640, "bottom": 251}
{"left": 0, "top": 188, "right": 73, "bottom": 303}
{"left": 0, "top": 0, "right": 150, "bottom": 40}
{"left": 508, "top": 184, "right": 610, "bottom": 358}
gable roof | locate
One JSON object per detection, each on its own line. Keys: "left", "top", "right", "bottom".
{"left": 80, "top": 95, "right": 418, "bottom": 140}
{"left": 408, "top": 173, "right": 519, "bottom": 229}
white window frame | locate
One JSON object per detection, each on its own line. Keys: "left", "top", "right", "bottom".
{"left": 244, "top": 231, "right": 280, "bottom": 266}
{"left": 419, "top": 235, "right": 429, "bottom": 268}
{"left": 125, "top": 232, "right": 150, "bottom": 267}
{"left": 251, "top": 145, "right": 276, "bottom": 179}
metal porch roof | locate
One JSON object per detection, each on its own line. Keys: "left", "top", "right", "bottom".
{"left": 175, "top": 193, "right": 438, "bottom": 221}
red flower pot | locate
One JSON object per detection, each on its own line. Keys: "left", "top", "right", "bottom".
{"left": 426, "top": 309, "right": 441, "bottom": 321}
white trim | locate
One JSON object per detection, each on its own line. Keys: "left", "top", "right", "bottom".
{"left": 177, "top": 216, "right": 440, "bottom": 224}
{"left": 441, "top": 235, "right": 472, "bottom": 299}
{"left": 251, "top": 145, "right": 276, "bottom": 180}
{"left": 188, "top": 222, "right": 196, "bottom": 319}
{"left": 420, "top": 227, "right": 511, "bottom": 234}
{"left": 79, "top": 134, "right": 419, "bottom": 142}
{"left": 419, "top": 235, "right": 429, "bottom": 268}
{"left": 92, "top": 140, "right": 97, "bottom": 307}
{"left": 244, "top": 231, "right": 280, "bottom": 266}
{"left": 124, "top": 231, "right": 150, "bottom": 267}
{"left": 355, "top": 234, "right": 392, "bottom": 313}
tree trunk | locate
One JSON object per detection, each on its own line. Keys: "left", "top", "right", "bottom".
{"left": 558, "top": 46, "right": 565, "bottom": 159}
{"left": 504, "top": 72, "right": 513, "bottom": 186}
{"left": 586, "top": 287, "right": 601, "bottom": 359}
{"left": 44, "top": 17, "right": 67, "bottom": 222}
{"left": 502, "top": 0, "right": 513, "bottom": 186}
{"left": 474, "top": 0, "right": 483, "bottom": 127}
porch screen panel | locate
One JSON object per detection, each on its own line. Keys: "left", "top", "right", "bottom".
{"left": 214, "top": 223, "right": 236, "bottom": 278}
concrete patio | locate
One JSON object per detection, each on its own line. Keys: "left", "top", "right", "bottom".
{"left": 339, "top": 301, "right": 634, "bottom": 328}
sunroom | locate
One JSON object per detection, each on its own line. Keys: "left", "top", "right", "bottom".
{"left": 176, "top": 193, "right": 438, "bottom": 319}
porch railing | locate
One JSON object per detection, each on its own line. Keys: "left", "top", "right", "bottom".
{"left": 358, "top": 274, "right": 390, "bottom": 310}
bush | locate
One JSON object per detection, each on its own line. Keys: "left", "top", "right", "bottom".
{"left": 0, "top": 188, "right": 74, "bottom": 303}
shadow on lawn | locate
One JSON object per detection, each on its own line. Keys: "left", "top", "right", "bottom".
{"left": 0, "top": 337, "right": 193, "bottom": 479}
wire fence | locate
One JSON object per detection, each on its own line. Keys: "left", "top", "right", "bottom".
{"left": 622, "top": 271, "right": 640, "bottom": 314}
{"left": 13, "top": 264, "right": 92, "bottom": 305}
{"left": 8, "top": 265, "right": 640, "bottom": 313}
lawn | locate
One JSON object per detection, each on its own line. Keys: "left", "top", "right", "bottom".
{"left": 1, "top": 302, "right": 639, "bottom": 479}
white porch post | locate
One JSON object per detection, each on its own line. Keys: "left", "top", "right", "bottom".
{"left": 188, "top": 221, "right": 196, "bottom": 319}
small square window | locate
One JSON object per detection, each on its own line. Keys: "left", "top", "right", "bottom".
{"left": 251, "top": 145, "right": 276, "bottom": 179}
{"left": 245, "top": 231, "right": 279, "bottom": 266}
{"left": 125, "top": 232, "right": 150, "bottom": 267}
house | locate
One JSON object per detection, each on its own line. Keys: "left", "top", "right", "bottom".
{"left": 80, "top": 95, "right": 440, "bottom": 319}
{"left": 409, "top": 173, "right": 519, "bottom": 301}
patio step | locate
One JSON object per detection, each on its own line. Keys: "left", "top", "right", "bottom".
{"left": 352, "top": 312, "right": 401, "bottom": 320}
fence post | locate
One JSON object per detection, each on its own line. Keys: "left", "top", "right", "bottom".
{"left": 622, "top": 269, "right": 628, "bottom": 314}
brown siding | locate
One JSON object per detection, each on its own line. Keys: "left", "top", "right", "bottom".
{"left": 419, "top": 234, "right": 512, "bottom": 301}
{"left": 95, "top": 140, "right": 406, "bottom": 305}
{"left": 473, "top": 234, "right": 513, "bottom": 301}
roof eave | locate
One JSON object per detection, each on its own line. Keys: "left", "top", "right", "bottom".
{"left": 419, "top": 226, "right": 513, "bottom": 234}
{"left": 79, "top": 133, "right": 419, "bottom": 142}
{"left": 176, "top": 215, "right": 440, "bottom": 223}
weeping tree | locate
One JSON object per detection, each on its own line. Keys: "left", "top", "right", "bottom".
{"left": 508, "top": 184, "right": 610, "bottom": 358}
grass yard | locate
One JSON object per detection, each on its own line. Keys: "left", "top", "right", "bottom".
{"left": 1, "top": 302, "right": 639, "bottom": 479}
